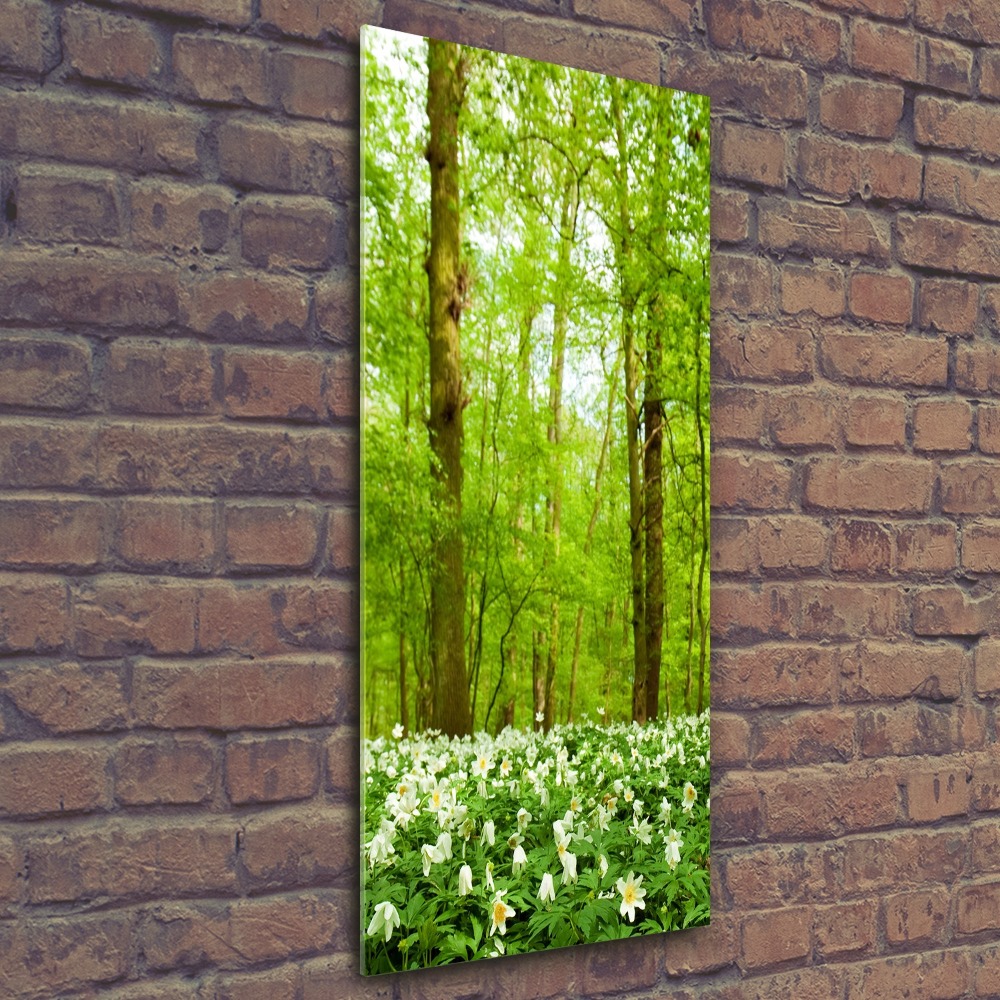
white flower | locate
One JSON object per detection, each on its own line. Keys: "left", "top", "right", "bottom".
{"left": 366, "top": 831, "right": 394, "bottom": 869}
{"left": 538, "top": 871, "right": 556, "bottom": 903}
{"left": 473, "top": 753, "right": 493, "bottom": 779}
{"left": 500, "top": 757, "right": 512, "bottom": 778}
{"left": 485, "top": 861, "right": 495, "bottom": 891}
{"left": 596, "top": 706, "right": 605, "bottom": 717}
{"left": 421, "top": 841, "right": 444, "bottom": 877}
{"left": 392, "top": 723, "right": 404, "bottom": 739}
{"left": 630, "top": 816, "right": 652, "bottom": 846}
{"left": 535, "top": 711, "right": 544, "bottom": 723}
{"left": 560, "top": 850, "right": 578, "bottom": 885}
{"left": 435, "top": 831, "right": 453, "bottom": 860}
{"left": 458, "top": 864, "right": 473, "bottom": 896}
{"left": 682, "top": 781, "right": 697, "bottom": 812}
{"left": 598, "top": 854, "right": 609, "bottom": 879}
{"left": 659, "top": 796, "right": 672, "bottom": 824}
{"left": 489, "top": 889, "right": 516, "bottom": 936}
{"left": 665, "top": 829, "right": 683, "bottom": 870}
{"left": 512, "top": 844, "right": 527, "bottom": 875}
{"left": 616, "top": 871, "right": 646, "bottom": 923}
{"left": 517, "top": 807, "right": 532, "bottom": 832}
{"left": 482, "top": 819, "right": 496, "bottom": 846}
{"left": 367, "top": 900, "right": 401, "bottom": 942}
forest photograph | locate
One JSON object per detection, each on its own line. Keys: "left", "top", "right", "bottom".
{"left": 360, "top": 25, "right": 711, "bottom": 973}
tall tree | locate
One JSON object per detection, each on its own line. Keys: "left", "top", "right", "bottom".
{"left": 425, "top": 38, "right": 471, "bottom": 737}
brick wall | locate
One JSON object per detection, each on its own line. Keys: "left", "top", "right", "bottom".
{"left": 0, "top": 0, "right": 998, "bottom": 997}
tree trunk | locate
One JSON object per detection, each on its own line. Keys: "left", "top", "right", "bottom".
{"left": 643, "top": 329, "right": 663, "bottom": 721}
{"left": 425, "top": 38, "right": 471, "bottom": 737}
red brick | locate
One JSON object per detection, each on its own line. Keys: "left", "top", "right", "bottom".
{"left": 713, "top": 644, "right": 836, "bottom": 708}
{"left": 982, "top": 50, "right": 1000, "bottom": 100}
{"left": 64, "top": 5, "right": 164, "bottom": 88}
{"left": 0, "top": 833, "right": 21, "bottom": 908}
{"left": 218, "top": 118, "right": 355, "bottom": 199}
{"left": 849, "top": 271, "right": 914, "bottom": 326}
{"left": 742, "top": 967, "right": 846, "bottom": 1000}
{"left": 261, "top": 0, "right": 383, "bottom": 41}
{"left": 913, "top": 585, "right": 998, "bottom": 636}
{"left": 984, "top": 287, "right": 1000, "bottom": 337}
{"left": 326, "top": 506, "right": 358, "bottom": 574}
{"left": 885, "top": 888, "right": 950, "bottom": 946}
{"left": 73, "top": 576, "right": 198, "bottom": 657}
{"left": 573, "top": 0, "right": 695, "bottom": 35}
{"left": 273, "top": 50, "right": 354, "bottom": 122}
{"left": 0, "top": 334, "right": 91, "bottom": 409}
{"left": 972, "top": 761, "right": 1000, "bottom": 811}
{"left": 711, "top": 784, "right": 763, "bottom": 843}
{"left": 577, "top": 937, "right": 661, "bottom": 995}
{"left": 975, "top": 943, "right": 1000, "bottom": 997}
{"left": 926, "top": 36, "right": 975, "bottom": 95}
{"left": 799, "top": 582, "right": 903, "bottom": 640}
{"left": 926, "top": 158, "right": 1000, "bottom": 227}
{"left": 0, "top": 0, "right": 59, "bottom": 74}
{"left": 940, "top": 462, "right": 1000, "bottom": 514}
{"left": 184, "top": 271, "right": 310, "bottom": 342}
{"left": 859, "top": 701, "right": 969, "bottom": 757}
{"left": 845, "top": 396, "right": 906, "bottom": 448}
{"left": 906, "top": 765, "right": 972, "bottom": 822}
{"left": 976, "top": 640, "right": 1000, "bottom": 696}
{"left": 0, "top": 915, "right": 132, "bottom": 996}
{"left": 225, "top": 737, "right": 320, "bottom": 804}
{"left": 711, "top": 711, "right": 751, "bottom": 767}
{"left": 222, "top": 348, "right": 320, "bottom": 421}
{"left": 851, "top": 19, "right": 918, "bottom": 81}
{"left": 315, "top": 268, "right": 355, "bottom": 345}
{"left": 769, "top": 392, "right": 839, "bottom": 449}
{"left": 820, "top": 331, "right": 948, "bottom": 388}
{"left": 132, "top": 656, "right": 347, "bottom": 730}
{"left": 107, "top": 339, "right": 214, "bottom": 415}
{"left": 662, "top": 915, "right": 737, "bottom": 977}
{"left": 716, "top": 122, "right": 785, "bottom": 189}
{"left": 982, "top": 406, "right": 1000, "bottom": 454}
{"left": 813, "top": 900, "right": 876, "bottom": 958}
{"left": 758, "top": 198, "right": 891, "bottom": 262}
{"left": 225, "top": 503, "right": 321, "bottom": 570}
{"left": 963, "top": 521, "right": 1000, "bottom": 573}
{"left": 974, "top": 821, "right": 1000, "bottom": 873}
{"left": 322, "top": 351, "right": 357, "bottom": 421}
{"left": 382, "top": 0, "right": 508, "bottom": 51}
{"left": 707, "top": 0, "right": 841, "bottom": 66}
{"left": 713, "top": 518, "right": 763, "bottom": 574}
{"left": 917, "top": 96, "right": 1000, "bottom": 161}
{"left": 0, "top": 90, "right": 200, "bottom": 174}
{"left": 838, "top": 640, "right": 965, "bottom": 702}
{"left": 914, "top": 399, "right": 973, "bottom": 452}
{"left": 711, "top": 453, "right": 795, "bottom": 511}
{"left": 141, "top": 893, "right": 344, "bottom": 972}
{"left": 919, "top": 277, "right": 980, "bottom": 334}
{"left": 713, "top": 583, "right": 798, "bottom": 642}
{"left": 853, "top": 949, "right": 971, "bottom": 999}
{"left": 1, "top": 661, "right": 126, "bottom": 732}
{"left": 958, "top": 882, "right": 1000, "bottom": 935}
{"left": 106, "top": 0, "right": 251, "bottom": 25}
{"left": 916, "top": 0, "right": 1000, "bottom": 45}
{"left": 209, "top": 967, "right": 301, "bottom": 1000}
{"left": 796, "top": 135, "right": 859, "bottom": 203}
{"left": 831, "top": 519, "right": 891, "bottom": 574}
{"left": 820, "top": 79, "right": 904, "bottom": 139}
{"left": 130, "top": 180, "right": 233, "bottom": 254}
{"left": 845, "top": 829, "right": 966, "bottom": 894}
{"left": 712, "top": 319, "right": 813, "bottom": 383}
{"left": 804, "top": 457, "right": 934, "bottom": 514}
{"left": 752, "top": 709, "right": 854, "bottom": 766}
{"left": 664, "top": 48, "right": 808, "bottom": 123}
{"left": 173, "top": 33, "right": 270, "bottom": 107}
{"left": 819, "top": 0, "right": 906, "bottom": 14}
{"left": 860, "top": 145, "right": 923, "bottom": 203}
{"left": 118, "top": 498, "right": 215, "bottom": 571}
{"left": 0, "top": 572, "right": 70, "bottom": 652}
{"left": 741, "top": 906, "right": 812, "bottom": 969}
{"left": 16, "top": 166, "right": 121, "bottom": 243}
{"left": 241, "top": 196, "right": 339, "bottom": 270}
{"left": 26, "top": 819, "right": 236, "bottom": 903}
{"left": 114, "top": 738, "right": 216, "bottom": 805}
{"left": 713, "top": 255, "right": 775, "bottom": 316}
{"left": 725, "top": 842, "right": 842, "bottom": 907}
{"left": 504, "top": 17, "right": 660, "bottom": 85}
{"left": 956, "top": 343, "right": 1000, "bottom": 395}
{"left": 713, "top": 387, "right": 769, "bottom": 446}
{"left": 325, "top": 725, "right": 357, "bottom": 794}
{"left": 755, "top": 516, "right": 827, "bottom": 572}
{"left": 896, "top": 522, "right": 959, "bottom": 574}
{"left": 0, "top": 745, "right": 111, "bottom": 818}
{"left": 711, "top": 189, "right": 749, "bottom": 243}
{"left": 241, "top": 805, "right": 353, "bottom": 887}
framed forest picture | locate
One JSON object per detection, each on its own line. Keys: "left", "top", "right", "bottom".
{"left": 360, "top": 24, "right": 711, "bottom": 974}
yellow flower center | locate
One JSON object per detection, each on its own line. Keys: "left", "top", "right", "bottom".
{"left": 493, "top": 901, "right": 507, "bottom": 924}
{"left": 623, "top": 884, "right": 636, "bottom": 906}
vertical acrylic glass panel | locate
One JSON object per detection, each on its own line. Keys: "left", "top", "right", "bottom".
{"left": 360, "top": 23, "right": 711, "bottom": 973}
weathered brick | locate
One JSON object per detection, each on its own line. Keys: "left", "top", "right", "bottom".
{"left": 914, "top": 585, "right": 998, "bottom": 636}
{"left": 906, "top": 765, "right": 972, "bottom": 822}
{"left": 919, "top": 277, "right": 980, "bottom": 335}
{"left": 926, "top": 36, "right": 975, "bottom": 95}
{"left": 130, "top": 180, "right": 233, "bottom": 254}
{"left": 64, "top": 5, "right": 164, "bottom": 88}
{"left": 712, "top": 319, "right": 813, "bottom": 383}
{"left": 711, "top": 188, "right": 750, "bottom": 244}
{"left": 225, "top": 737, "right": 320, "bottom": 804}
{"left": 851, "top": 19, "right": 918, "bottom": 82}
{"left": 712, "top": 387, "right": 769, "bottom": 446}
{"left": 853, "top": 949, "right": 970, "bottom": 999}
{"left": 260, "top": 0, "right": 382, "bottom": 41}
{"left": 820, "top": 331, "right": 948, "bottom": 388}
{"left": 972, "top": 761, "right": 1000, "bottom": 812}
{"left": 225, "top": 503, "right": 322, "bottom": 569}
{"left": 844, "top": 396, "right": 906, "bottom": 448}
{"left": 0, "top": 90, "right": 200, "bottom": 174}
{"left": 982, "top": 49, "right": 1000, "bottom": 101}
{"left": 769, "top": 392, "right": 839, "bottom": 450}
{"left": 804, "top": 457, "right": 934, "bottom": 514}
{"left": 241, "top": 196, "right": 339, "bottom": 270}
{"left": 1, "top": 661, "right": 126, "bottom": 732}
{"left": 209, "top": 967, "right": 302, "bottom": 1000}
{"left": 711, "top": 453, "right": 795, "bottom": 511}
{"left": 73, "top": 576, "right": 198, "bottom": 657}
{"left": 710, "top": 710, "right": 751, "bottom": 767}
{"left": 713, "top": 644, "right": 836, "bottom": 708}
{"left": 725, "top": 842, "right": 842, "bottom": 908}
{"left": 173, "top": 33, "right": 271, "bottom": 107}
{"left": 915, "top": 0, "right": 1000, "bottom": 45}
{"left": 759, "top": 198, "right": 891, "bottom": 262}
{"left": 813, "top": 900, "right": 876, "bottom": 958}
{"left": 799, "top": 582, "right": 904, "bottom": 640}
{"left": 713, "top": 583, "right": 798, "bottom": 641}
{"left": 838, "top": 639, "right": 964, "bottom": 702}
{"left": 755, "top": 515, "right": 828, "bottom": 572}
{"left": 861, "top": 145, "right": 923, "bottom": 203}
{"left": 326, "top": 506, "right": 358, "bottom": 574}
{"left": 963, "top": 521, "right": 1000, "bottom": 573}
{"left": 976, "top": 640, "right": 1000, "bottom": 697}
{"left": 715, "top": 122, "right": 785, "bottom": 189}
{"left": 664, "top": 48, "right": 808, "bottom": 123}
{"left": 713, "top": 255, "right": 775, "bottom": 316}
{"left": 831, "top": 519, "right": 891, "bottom": 575}
{"left": 107, "top": 340, "right": 214, "bottom": 415}
{"left": 0, "top": 334, "right": 91, "bottom": 409}
{"left": 958, "top": 882, "right": 1000, "bottom": 935}
{"left": 849, "top": 271, "right": 914, "bottom": 326}
{"left": 573, "top": 0, "right": 694, "bottom": 35}
{"left": 0, "top": 745, "right": 111, "bottom": 818}
{"left": 796, "top": 135, "right": 859, "bottom": 203}
{"left": 861, "top": 701, "right": 982, "bottom": 757}
{"left": 914, "top": 399, "right": 973, "bottom": 452}
{"left": 132, "top": 656, "right": 347, "bottom": 730}
{"left": 16, "top": 166, "right": 121, "bottom": 243}
{"left": 752, "top": 709, "right": 854, "bottom": 766}
{"left": 896, "top": 522, "right": 959, "bottom": 574}
{"left": 916, "top": 95, "right": 1000, "bottom": 161}
{"left": 844, "top": 829, "right": 966, "bottom": 895}
{"left": 711, "top": 784, "right": 763, "bottom": 843}
{"left": 118, "top": 498, "right": 215, "bottom": 571}
{"left": 819, "top": 0, "right": 907, "bottom": 15}
{"left": 105, "top": 0, "right": 251, "bottom": 25}
{"left": 984, "top": 287, "right": 1000, "bottom": 337}
{"left": 0, "top": 499, "right": 104, "bottom": 569}
{"left": 0, "top": 0, "right": 59, "bottom": 74}
{"left": 183, "top": 271, "right": 310, "bottom": 342}
{"left": 925, "top": 158, "right": 1000, "bottom": 226}
{"left": 273, "top": 50, "right": 354, "bottom": 122}
{"left": 0, "top": 572, "right": 70, "bottom": 652}
{"left": 780, "top": 264, "right": 845, "bottom": 318}
{"left": 324, "top": 725, "right": 357, "bottom": 794}
{"left": 820, "top": 79, "right": 904, "bottom": 139}
{"left": 884, "top": 889, "right": 950, "bottom": 946}
{"left": 975, "top": 943, "right": 1000, "bottom": 997}
{"left": 940, "top": 461, "right": 1000, "bottom": 514}
{"left": 982, "top": 405, "right": 1000, "bottom": 454}
{"left": 114, "top": 738, "right": 216, "bottom": 805}
{"left": 707, "top": 0, "right": 841, "bottom": 66}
